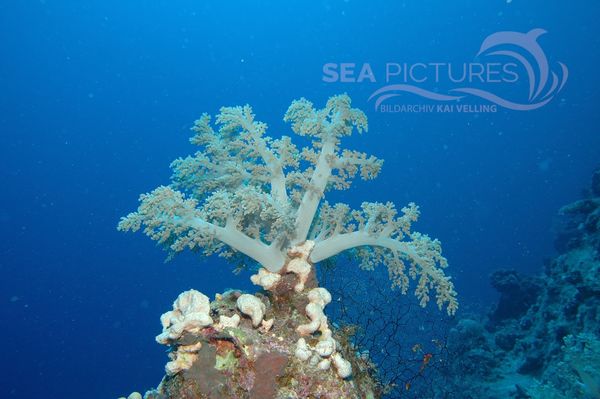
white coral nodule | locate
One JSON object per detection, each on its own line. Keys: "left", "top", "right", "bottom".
{"left": 236, "top": 294, "right": 266, "bottom": 327}
{"left": 118, "top": 94, "right": 458, "bottom": 316}
{"left": 155, "top": 289, "right": 214, "bottom": 376}
{"left": 156, "top": 289, "right": 213, "bottom": 344}
{"left": 297, "top": 287, "right": 331, "bottom": 336}
{"left": 294, "top": 287, "right": 353, "bottom": 379}
{"left": 250, "top": 267, "right": 282, "bottom": 291}
{"left": 118, "top": 393, "right": 142, "bottom": 399}
{"left": 218, "top": 314, "right": 241, "bottom": 329}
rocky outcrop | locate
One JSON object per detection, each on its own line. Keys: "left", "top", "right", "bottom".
{"left": 444, "top": 168, "right": 600, "bottom": 399}
{"left": 124, "top": 288, "right": 379, "bottom": 399}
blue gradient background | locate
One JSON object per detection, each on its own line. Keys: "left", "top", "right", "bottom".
{"left": 1, "top": 1, "right": 599, "bottom": 397}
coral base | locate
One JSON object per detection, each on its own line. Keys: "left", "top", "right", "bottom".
{"left": 143, "top": 289, "right": 378, "bottom": 399}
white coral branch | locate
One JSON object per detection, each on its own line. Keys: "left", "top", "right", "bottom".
{"left": 217, "top": 105, "right": 289, "bottom": 204}
{"left": 310, "top": 230, "right": 458, "bottom": 315}
{"left": 119, "top": 94, "right": 458, "bottom": 314}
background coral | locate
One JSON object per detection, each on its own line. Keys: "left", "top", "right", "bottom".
{"left": 439, "top": 168, "right": 600, "bottom": 399}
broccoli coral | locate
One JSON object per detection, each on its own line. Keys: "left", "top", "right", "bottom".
{"left": 118, "top": 94, "right": 458, "bottom": 315}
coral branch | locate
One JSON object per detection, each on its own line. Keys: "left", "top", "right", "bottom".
{"left": 293, "top": 138, "right": 336, "bottom": 243}
{"left": 284, "top": 95, "right": 369, "bottom": 244}
{"left": 119, "top": 94, "right": 457, "bottom": 313}
{"left": 310, "top": 231, "right": 457, "bottom": 315}
{"left": 117, "top": 186, "right": 285, "bottom": 271}
{"left": 217, "top": 105, "right": 289, "bottom": 204}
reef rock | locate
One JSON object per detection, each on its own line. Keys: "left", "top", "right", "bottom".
{"left": 136, "top": 289, "right": 378, "bottom": 399}
{"left": 444, "top": 168, "right": 600, "bottom": 399}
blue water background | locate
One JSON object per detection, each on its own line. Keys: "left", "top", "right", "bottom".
{"left": 1, "top": 1, "right": 599, "bottom": 398}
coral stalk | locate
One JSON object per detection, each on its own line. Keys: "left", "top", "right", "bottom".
{"left": 119, "top": 94, "right": 458, "bottom": 315}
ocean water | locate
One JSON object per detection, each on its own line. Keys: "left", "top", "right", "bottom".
{"left": 1, "top": 1, "right": 599, "bottom": 398}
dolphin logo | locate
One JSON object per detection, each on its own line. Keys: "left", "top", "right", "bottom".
{"left": 367, "top": 29, "right": 568, "bottom": 112}
{"left": 478, "top": 28, "right": 550, "bottom": 101}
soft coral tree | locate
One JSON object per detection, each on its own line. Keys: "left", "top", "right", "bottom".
{"left": 118, "top": 94, "right": 458, "bottom": 315}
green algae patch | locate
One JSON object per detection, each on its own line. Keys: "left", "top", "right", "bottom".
{"left": 226, "top": 327, "right": 253, "bottom": 345}
{"left": 215, "top": 350, "right": 238, "bottom": 372}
